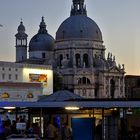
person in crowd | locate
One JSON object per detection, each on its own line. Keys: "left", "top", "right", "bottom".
{"left": 3, "top": 122, "right": 11, "bottom": 138}
{"left": 33, "top": 123, "right": 41, "bottom": 138}
{"left": 4, "top": 115, "right": 11, "bottom": 126}
{"left": 96, "top": 120, "right": 102, "bottom": 140}
{"left": 28, "top": 123, "right": 34, "bottom": 135}
{"left": 0, "top": 118, "right": 4, "bottom": 139}
{"left": 19, "top": 115, "right": 24, "bottom": 122}
{"left": 46, "top": 121, "right": 57, "bottom": 140}
{"left": 62, "top": 123, "right": 72, "bottom": 140}
{"left": 11, "top": 120, "right": 18, "bottom": 134}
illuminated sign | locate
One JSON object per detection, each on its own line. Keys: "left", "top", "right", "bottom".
{"left": 29, "top": 74, "right": 47, "bottom": 87}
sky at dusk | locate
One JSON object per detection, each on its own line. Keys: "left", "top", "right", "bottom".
{"left": 0, "top": 0, "right": 140, "bottom": 75}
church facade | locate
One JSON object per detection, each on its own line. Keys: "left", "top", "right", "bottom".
{"left": 15, "top": 0, "right": 125, "bottom": 98}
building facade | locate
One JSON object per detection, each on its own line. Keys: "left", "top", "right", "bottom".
{"left": 0, "top": 82, "right": 42, "bottom": 101}
{"left": 0, "top": 61, "right": 53, "bottom": 101}
{"left": 15, "top": 0, "right": 125, "bottom": 98}
{"left": 125, "top": 75, "right": 140, "bottom": 98}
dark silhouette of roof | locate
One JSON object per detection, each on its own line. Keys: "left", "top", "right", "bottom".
{"left": 38, "top": 90, "right": 83, "bottom": 102}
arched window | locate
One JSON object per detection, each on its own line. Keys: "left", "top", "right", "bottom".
{"left": 75, "top": 54, "right": 81, "bottom": 67}
{"left": 17, "top": 39, "right": 22, "bottom": 46}
{"left": 83, "top": 54, "right": 89, "bottom": 67}
{"left": 21, "top": 39, "right": 26, "bottom": 45}
{"left": 42, "top": 53, "right": 46, "bottom": 58}
{"left": 60, "top": 54, "right": 63, "bottom": 67}
{"left": 83, "top": 77, "right": 86, "bottom": 84}
{"left": 95, "top": 83, "right": 99, "bottom": 98}
{"left": 110, "top": 79, "right": 115, "bottom": 98}
{"left": 78, "top": 77, "right": 91, "bottom": 85}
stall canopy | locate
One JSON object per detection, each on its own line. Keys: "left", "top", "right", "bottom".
{"left": 38, "top": 90, "right": 83, "bottom": 101}
{"left": 0, "top": 100, "right": 140, "bottom": 108}
{"left": 0, "top": 90, "right": 140, "bottom": 108}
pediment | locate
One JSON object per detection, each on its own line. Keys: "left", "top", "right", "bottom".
{"left": 108, "top": 66, "right": 123, "bottom": 73}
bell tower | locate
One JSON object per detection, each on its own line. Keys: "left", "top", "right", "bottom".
{"left": 15, "top": 20, "right": 28, "bottom": 62}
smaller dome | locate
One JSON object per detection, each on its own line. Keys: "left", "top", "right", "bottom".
{"left": 29, "top": 33, "right": 55, "bottom": 51}
{"left": 29, "top": 17, "right": 55, "bottom": 52}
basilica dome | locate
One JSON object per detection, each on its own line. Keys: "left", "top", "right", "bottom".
{"left": 56, "top": 15, "right": 102, "bottom": 41}
{"left": 29, "top": 17, "right": 55, "bottom": 52}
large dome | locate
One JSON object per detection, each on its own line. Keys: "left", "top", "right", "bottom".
{"left": 29, "top": 17, "right": 55, "bottom": 52}
{"left": 56, "top": 15, "right": 103, "bottom": 41}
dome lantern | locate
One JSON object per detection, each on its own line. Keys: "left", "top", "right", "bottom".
{"left": 38, "top": 16, "right": 48, "bottom": 34}
{"left": 70, "top": 0, "right": 87, "bottom": 16}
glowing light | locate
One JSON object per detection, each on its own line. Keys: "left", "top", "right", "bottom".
{"left": 3, "top": 107, "right": 16, "bottom": 110}
{"left": 110, "top": 108, "right": 117, "bottom": 111}
{"left": 65, "top": 106, "right": 80, "bottom": 110}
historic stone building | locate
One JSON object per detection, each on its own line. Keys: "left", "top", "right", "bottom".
{"left": 15, "top": 0, "right": 125, "bottom": 98}
{"left": 125, "top": 75, "right": 140, "bottom": 98}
